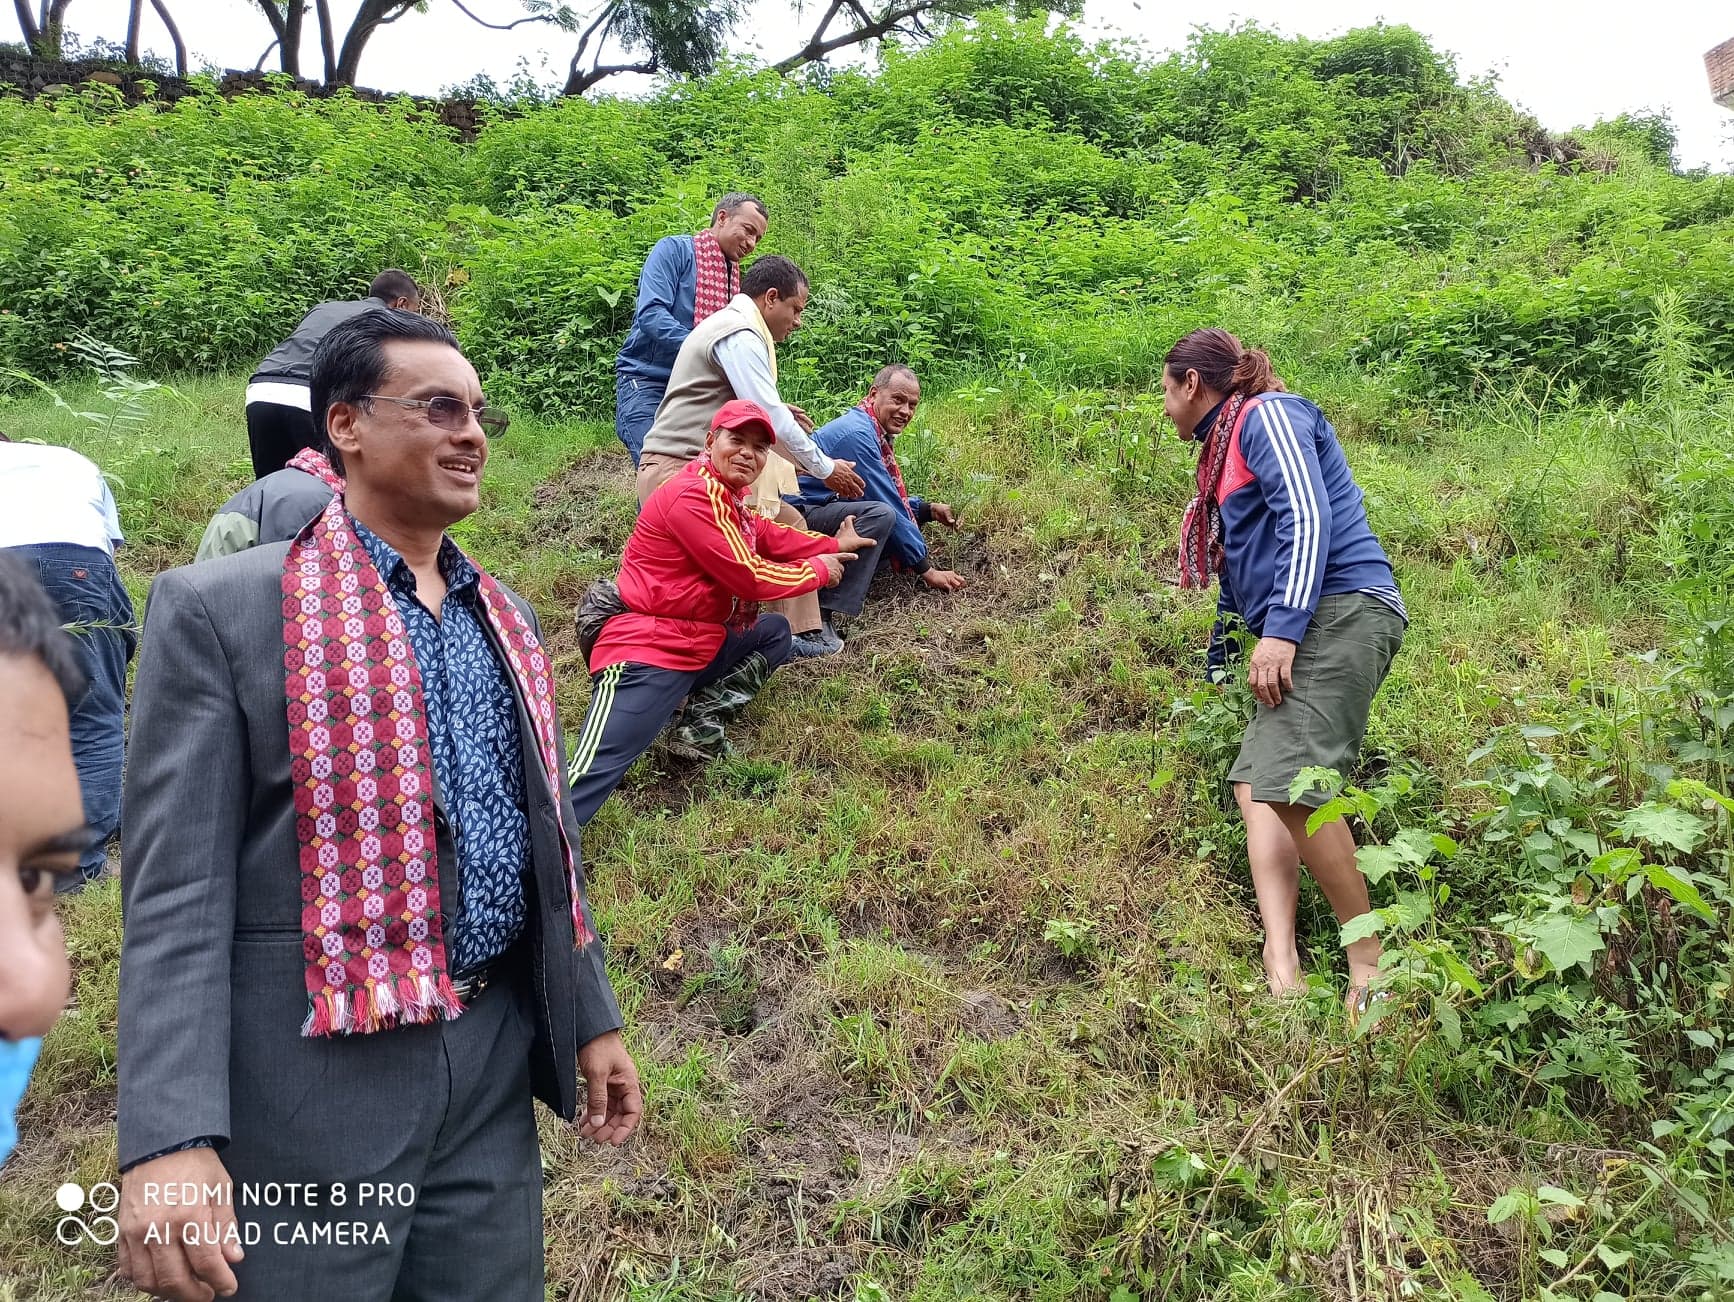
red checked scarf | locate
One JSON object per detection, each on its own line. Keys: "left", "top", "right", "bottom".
{"left": 287, "top": 445, "right": 345, "bottom": 493}
{"left": 1178, "top": 392, "right": 1251, "bottom": 589}
{"left": 691, "top": 229, "right": 738, "bottom": 326}
{"left": 696, "top": 454, "right": 763, "bottom": 630}
{"left": 282, "top": 496, "right": 594, "bottom": 1037}
{"left": 859, "top": 401, "right": 917, "bottom": 524}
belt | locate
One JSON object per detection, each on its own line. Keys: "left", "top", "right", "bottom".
{"left": 450, "top": 957, "right": 507, "bottom": 1003}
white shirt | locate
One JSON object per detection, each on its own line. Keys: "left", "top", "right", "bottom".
{"left": 0, "top": 442, "right": 125, "bottom": 555}
{"left": 712, "top": 330, "right": 836, "bottom": 480}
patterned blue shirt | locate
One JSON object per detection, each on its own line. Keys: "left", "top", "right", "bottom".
{"left": 354, "top": 518, "right": 528, "bottom": 973}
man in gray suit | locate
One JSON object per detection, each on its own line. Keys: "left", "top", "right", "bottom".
{"left": 116, "top": 310, "right": 641, "bottom": 1300}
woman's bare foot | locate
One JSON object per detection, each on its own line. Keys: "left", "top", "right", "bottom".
{"left": 1263, "top": 947, "right": 1306, "bottom": 997}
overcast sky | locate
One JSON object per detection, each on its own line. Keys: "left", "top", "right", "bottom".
{"left": 15, "top": 0, "right": 1734, "bottom": 169}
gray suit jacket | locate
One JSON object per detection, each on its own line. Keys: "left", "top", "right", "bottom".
{"left": 117, "top": 541, "right": 622, "bottom": 1171}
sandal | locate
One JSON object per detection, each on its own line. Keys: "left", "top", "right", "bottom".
{"left": 1344, "top": 985, "right": 1392, "bottom": 1032}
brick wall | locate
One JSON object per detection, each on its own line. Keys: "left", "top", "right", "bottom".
{"left": 1709, "top": 38, "right": 1734, "bottom": 110}
{"left": 0, "top": 55, "right": 489, "bottom": 139}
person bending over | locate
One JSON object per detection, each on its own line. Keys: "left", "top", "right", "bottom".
{"left": 245, "top": 269, "right": 421, "bottom": 478}
{"left": 569, "top": 399, "right": 875, "bottom": 818}
{"left": 1163, "top": 327, "right": 1406, "bottom": 1023}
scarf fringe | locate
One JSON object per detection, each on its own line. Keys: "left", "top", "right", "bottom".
{"left": 300, "top": 973, "right": 464, "bottom": 1038}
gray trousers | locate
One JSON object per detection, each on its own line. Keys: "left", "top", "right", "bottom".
{"left": 223, "top": 945, "right": 542, "bottom": 1300}
{"left": 800, "top": 499, "right": 896, "bottom": 618}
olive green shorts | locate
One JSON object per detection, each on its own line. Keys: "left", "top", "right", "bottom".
{"left": 1228, "top": 592, "right": 1406, "bottom": 808}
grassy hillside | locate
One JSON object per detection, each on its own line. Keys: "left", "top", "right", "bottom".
{"left": 1, "top": 14, "right": 1732, "bottom": 1301}
{"left": 1, "top": 344, "right": 1730, "bottom": 1301}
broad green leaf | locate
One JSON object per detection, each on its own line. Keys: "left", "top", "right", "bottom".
{"left": 1355, "top": 845, "right": 1403, "bottom": 885}
{"left": 1340, "top": 912, "right": 1384, "bottom": 944}
{"left": 1615, "top": 802, "right": 1707, "bottom": 854}
{"left": 1537, "top": 1185, "right": 1584, "bottom": 1207}
{"left": 1526, "top": 912, "right": 1606, "bottom": 975}
{"left": 1641, "top": 862, "right": 1715, "bottom": 920}
{"left": 1487, "top": 1192, "right": 1526, "bottom": 1224}
{"left": 1594, "top": 1244, "right": 1632, "bottom": 1268}
{"left": 1538, "top": 1247, "right": 1570, "bottom": 1267}
{"left": 1435, "top": 999, "right": 1462, "bottom": 1048}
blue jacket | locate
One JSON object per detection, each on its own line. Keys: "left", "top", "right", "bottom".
{"left": 787, "top": 407, "right": 933, "bottom": 571}
{"left": 1205, "top": 392, "right": 1403, "bottom": 666}
{"left": 616, "top": 235, "right": 698, "bottom": 384}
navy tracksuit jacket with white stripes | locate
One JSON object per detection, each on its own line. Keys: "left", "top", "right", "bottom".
{"left": 1204, "top": 392, "right": 1404, "bottom": 669}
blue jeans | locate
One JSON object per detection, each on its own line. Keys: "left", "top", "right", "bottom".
{"left": 12, "top": 544, "right": 136, "bottom": 888}
{"left": 614, "top": 373, "right": 666, "bottom": 467}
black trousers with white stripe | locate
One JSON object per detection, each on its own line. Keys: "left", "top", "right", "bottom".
{"left": 568, "top": 617, "right": 791, "bottom": 824}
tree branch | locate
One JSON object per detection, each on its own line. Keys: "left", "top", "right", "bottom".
{"left": 772, "top": 0, "right": 937, "bottom": 74}
{"left": 565, "top": 57, "right": 657, "bottom": 96}
{"left": 147, "top": 0, "right": 186, "bottom": 76}
{"left": 447, "top": 0, "right": 559, "bottom": 31}
{"left": 254, "top": 37, "right": 280, "bottom": 71}
{"left": 252, "top": 0, "right": 285, "bottom": 40}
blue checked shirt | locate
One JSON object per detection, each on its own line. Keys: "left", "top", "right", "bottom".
{"left": 355, "top": 519, "right": 529, "bottom": 974}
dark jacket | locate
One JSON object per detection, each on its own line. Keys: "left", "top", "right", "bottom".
{"left": 117, "top": 542, "right": 621, "bottom": 1170}
{"left": 250, "top": 296, "right": 392, "bottom": 387}
{"left": 193, "top": 467, "right": 335, "bottom": 561}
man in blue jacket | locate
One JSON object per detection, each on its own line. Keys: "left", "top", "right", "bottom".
{"left": 787, "top": 365, "right": 966, "bottom": 624}
{"left": 614, "top": 194, "right": 769, "bottom": 465}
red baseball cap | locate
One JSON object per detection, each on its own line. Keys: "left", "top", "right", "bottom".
{"left": 710, "top": 398, "right": 777, "bottom": 444}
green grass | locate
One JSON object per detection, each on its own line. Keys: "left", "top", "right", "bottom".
{"left": 0, "top": 369, "right": 1729, "bottom": 1301}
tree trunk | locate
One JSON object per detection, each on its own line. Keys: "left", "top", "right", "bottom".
{"left": 125, "top": 0, "right": 143, "bottom": 63}
{"left": 333, "top": 0, "right": 410, "bottom": 87}
{"left": 280, "top": 0, "right": 303, "bottom": 77}
{"left": 313, "top": 0, "right": 337, "bottom": 83}
{"left": 148, "top": 0, "right": 187, "bottom": 75}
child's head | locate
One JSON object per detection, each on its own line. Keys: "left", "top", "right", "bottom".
{"left": 0, "top": 551, "right": 84, "bottom": 1161}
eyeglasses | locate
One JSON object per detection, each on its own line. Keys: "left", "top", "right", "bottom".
{"left": 361, "top": 394, "right": 509, "bottom": 438}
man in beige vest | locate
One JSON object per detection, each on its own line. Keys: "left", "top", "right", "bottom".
{"left": 638, "top": 255, "right": 869, "bottom": 656}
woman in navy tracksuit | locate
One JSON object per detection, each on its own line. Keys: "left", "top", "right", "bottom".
{"left": 1163, "top": 328, "right": 1406, "bottom": 1021}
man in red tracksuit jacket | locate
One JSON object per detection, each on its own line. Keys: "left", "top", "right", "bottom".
{"left": 568, "top": 399, "right": 876, "bottom": 821}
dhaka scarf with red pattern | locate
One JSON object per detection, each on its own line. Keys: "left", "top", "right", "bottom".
{"left": 287, "top": 445, "right": 346, "bottom": 493}
{"left": 282, "top": 496, "right": 594, "bottom": 1037}
{"left": 691, "top": 229, "right": 738, "bottom": 326}
{"left": 858, "top": 401, "right": 918, "bottom": 525}
{"left": 1178, "top": 392, "right": 1255, "bottom": 589}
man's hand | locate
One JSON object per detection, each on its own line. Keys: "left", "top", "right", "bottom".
{"left": 833, "top": 516, "right": 879, "bottom": 555}
{"left": 1247, "top": 636, "right": 1297, "bottom": 708}
{"left": 787, "top": 403, "right": 816, "bottom": 434}
{"left": 577, "top": 1030, "right": 643, "bottom": 1146}
{"left": 823, "top": 459, "right": 866, "bottom": 499}
{"left": 921, "top": 568, "right": 966, "bottom": 592}
{"left": 118, "top": 1148, "right": 242, "bottom": 1301}
{"left": 818, "top": 554, "right": 853, "bottom": 587}
{"left": 930, "top": 502, "right": 960, "bottom": 529}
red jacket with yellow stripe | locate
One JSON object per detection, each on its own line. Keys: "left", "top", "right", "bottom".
{"left": 590, "top": 457, "right": 838, "bottom": 673}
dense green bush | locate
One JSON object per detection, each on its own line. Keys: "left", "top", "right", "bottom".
{"left": 2, "top": 19, "right": 1731, "bottom": 414}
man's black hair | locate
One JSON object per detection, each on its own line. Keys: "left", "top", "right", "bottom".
{"left": 740, "top": 254, "right": 807, "bottom": 301}
{"left": 310, "top": 308, "right": 463, "bottom": 474}
{"left": 368, "top": 269, "right": 421, "bottom": 304}
{"left": 0, "top": 551, "right": 85, "bottom": 708}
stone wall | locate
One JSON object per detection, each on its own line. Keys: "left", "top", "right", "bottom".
{"left": 1709, "top": 38, "right": 1734, "bottom": 111}
{"left": 0, "top": 54, "right": 489, "bottom": 139}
